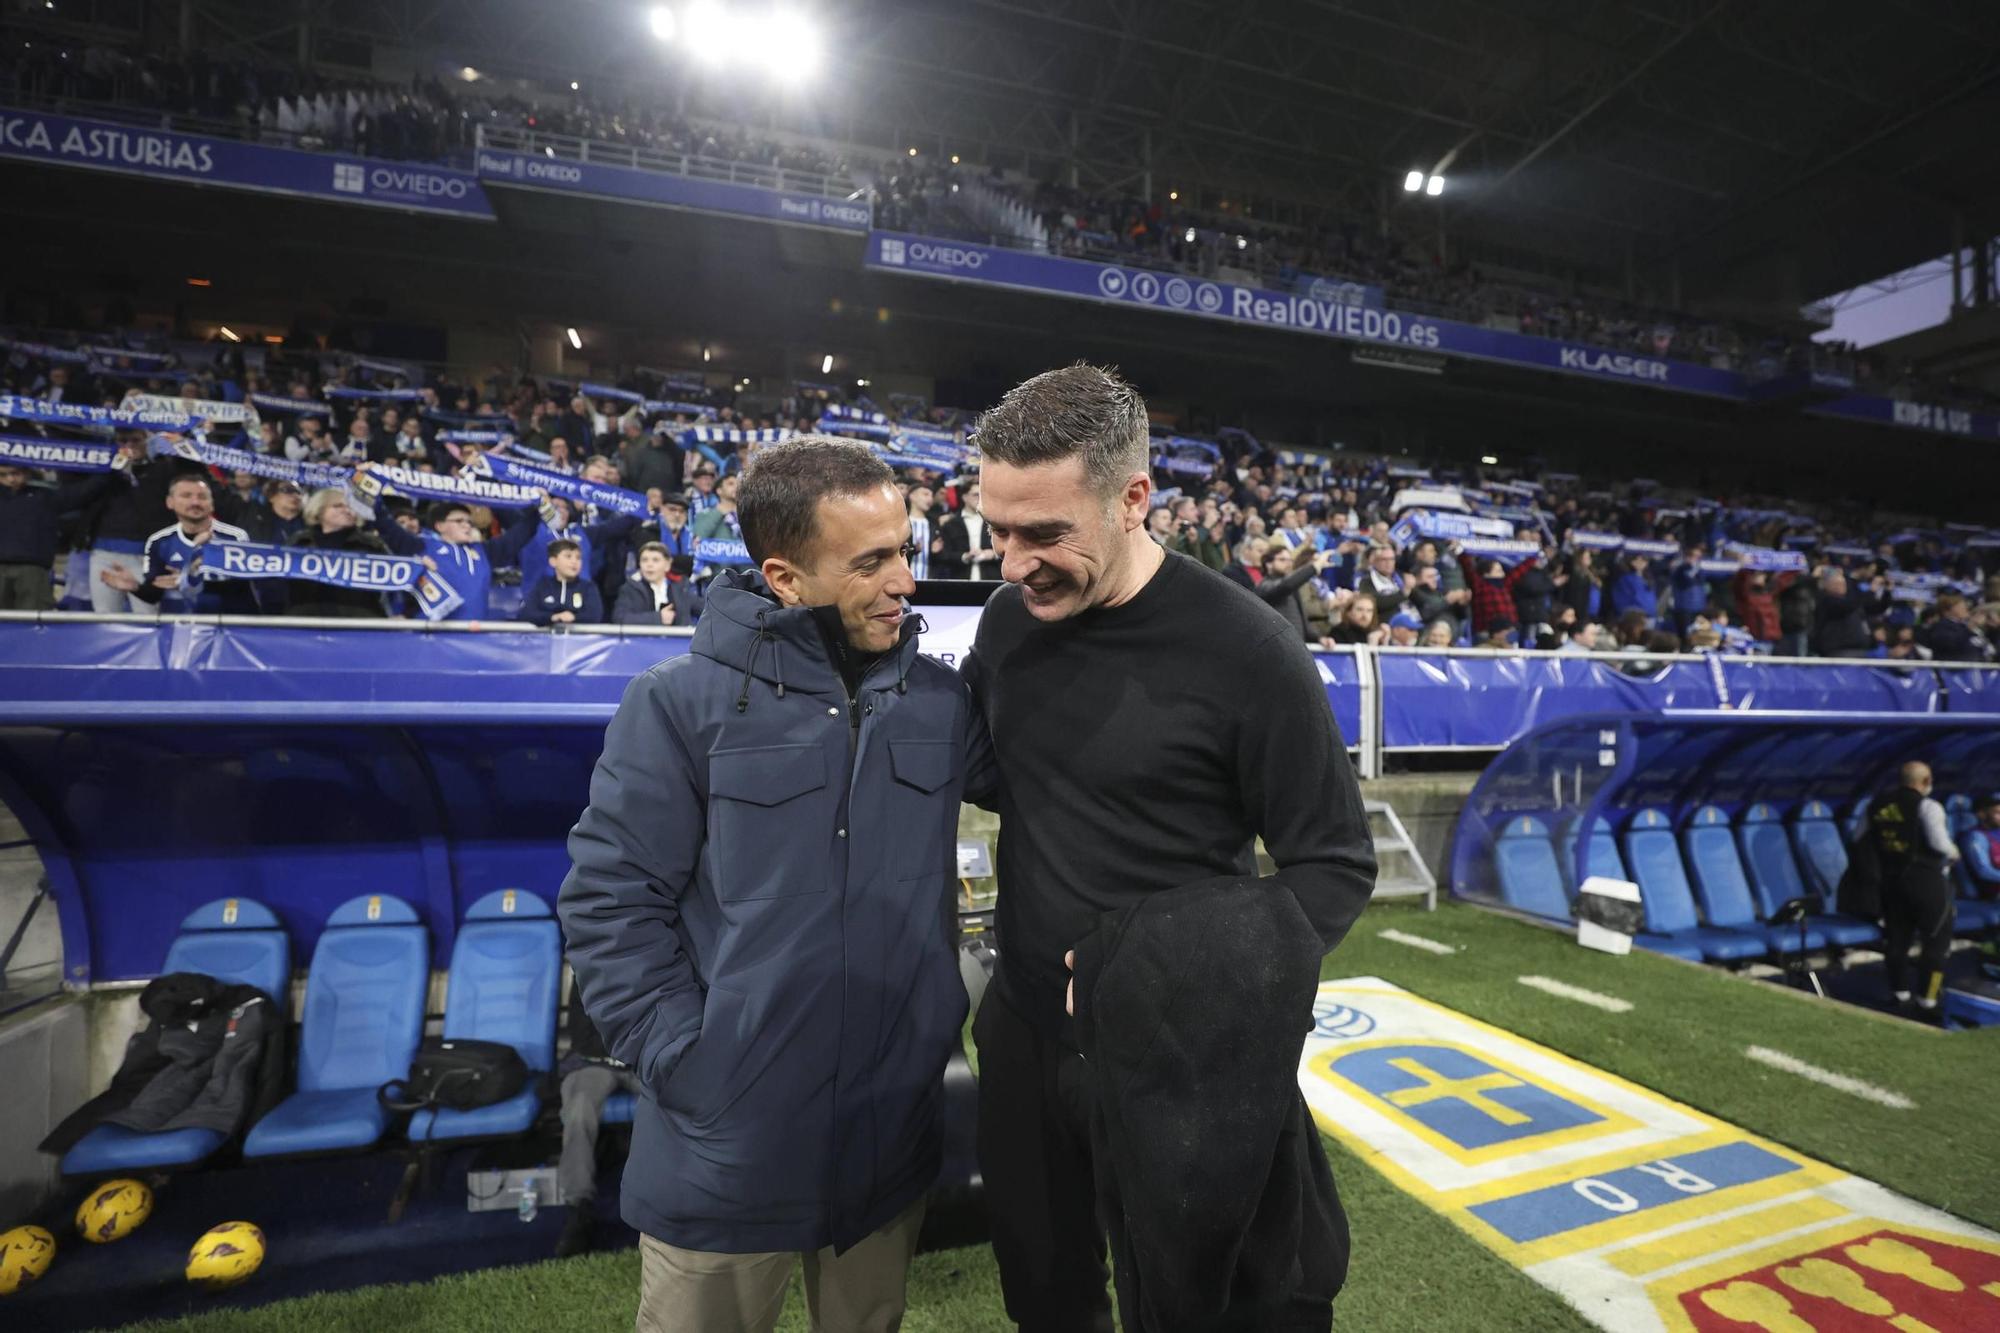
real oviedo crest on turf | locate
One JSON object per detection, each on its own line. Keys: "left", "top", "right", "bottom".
{"left": 1301, "top": 980, "right": 2000, "bottom": 1333}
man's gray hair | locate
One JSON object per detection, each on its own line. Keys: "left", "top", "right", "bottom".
{"left": 974, "top": 363, "right": 1150, "bottom": 496}
{"left": 738, "top": 436, "right": 895, "bottom": 566}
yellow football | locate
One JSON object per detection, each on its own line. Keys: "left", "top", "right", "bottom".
{"left": 75, "top": 1179, "right": 152, "bottom": 1244}
{"left": 185, "top": 1221, "right": 266, "bottom": 1291}
{"left": 0, "top": 1225, "right": 56, "bottom": 1295}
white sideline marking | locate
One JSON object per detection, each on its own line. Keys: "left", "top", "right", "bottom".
{"left": 1379, "top": 928, "right": 1456, "bottom": 955}
{"left": 1517, "top": 974, "right": 1632, "bottom": 1013}
{"left": 1743, "top": 1045, "right": 1916, "bottom": 1110}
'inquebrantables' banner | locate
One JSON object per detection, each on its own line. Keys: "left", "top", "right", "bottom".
{"left": 0, "top": 107, "right": 495, "bottom": 219}
{"left": 0, "top": 433, "right": 120, "bottom": 472}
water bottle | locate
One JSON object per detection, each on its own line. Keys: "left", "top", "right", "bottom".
{"left": 518, "top": 1182, "right": 539, "bottom": 1224}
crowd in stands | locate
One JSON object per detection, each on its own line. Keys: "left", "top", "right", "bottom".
{"left": 15, "top": 28, "right": 2000, "bottom": 403}
{"left": 1143, "top": 433, "right": 2000, "bottom": 663}
{"left": 2, "top": 322, "right": 1998, "bottom": 667}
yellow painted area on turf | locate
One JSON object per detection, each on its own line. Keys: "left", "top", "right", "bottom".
{"left": 1307, "top": 1037, "right": 1642, "bottom": 1167}
{"left": 1605, "top": 1195, "right": 1850, "bottom": 1276}
{"left": 1647, "top": 1218, "right": 2000, "bottom": 1333}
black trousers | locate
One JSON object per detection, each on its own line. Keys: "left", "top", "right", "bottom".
{"left": 972, "top": 983, "right": 1116, "bottom": 1333}
{"left": 1883, "top": 867, "right": 1955, "bottom": 1002}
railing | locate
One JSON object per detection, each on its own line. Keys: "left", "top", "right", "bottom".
{"left": 472, "top": 123, "right": 865, "bottom": 202}
{"left": 4, "top": 614, "right": 1996, "bottom": 782}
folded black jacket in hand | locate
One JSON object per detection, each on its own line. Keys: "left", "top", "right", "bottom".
{"left": 1071, "top": 876, "right": 1347, "bottom": 1333}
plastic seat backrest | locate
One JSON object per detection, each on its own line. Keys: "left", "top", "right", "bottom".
{"left": 1791, "top": 802, "right": 1848, "bottom": 905}
{"left": 297, "top": 893, "right": 429, "bottom": 1095}
{"left": 160, "top": 898, "right": 291, "bottom": 1013}
{"left": 1737, "top": 803, "right": 1807, "bottom": 919}
{"left": 1681, "top": 807, "right": 1760, "bottom": 929}
{"left": 1561, "top": 815, "right": 1630, "bottom": 892}
{"left": 1621, "top": 809, "right": 1698, "bottom": 934}
{"left": 1494, "top": 815, "right": 1572, "bottom": 921}
{"left": 441, "top": 890, "right": 561, "bottom": 1073}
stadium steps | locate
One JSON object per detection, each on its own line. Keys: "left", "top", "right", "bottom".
{"left": 1367, "top": 800, "right": 1436, "bottom": 910}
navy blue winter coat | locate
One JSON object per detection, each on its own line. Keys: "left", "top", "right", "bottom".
{"left": 558, "top": 575, "right": 979, "bottom": 1254}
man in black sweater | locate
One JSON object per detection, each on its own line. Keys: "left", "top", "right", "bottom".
{"left": 962, "top": 364, "right": 1376, "bottom": 1331}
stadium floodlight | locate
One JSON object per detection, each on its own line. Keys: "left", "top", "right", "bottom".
{"left": 218, "top": 326, "right": 241, "bottom": 343}
{"left": 459, "top": 66, "right": 479, "bottom": 82}
{"left": 855, "top": 378, "right": 870, "bottom": 387}
{"left": 1403, "top": 170, "right": 1424, "bottom": 192}
{"left": 570, "top": 80, "right": 580, "bottom": 91}
{"left": 702, "top": 345, "right": 712, "bottom": 363}
{"left": 1183, "top": 227, "right": 1195, "bottom": 243}
{"left": 1426, "top": 174, "right": 1445, "bottom": 196}
{"left": 907, "top": 147, "right": 918, "bottom": 157}
{"left": 760, "top": 10, "right": 822, "bottom": 76}
{"left": 821, "top": 353, "right": 834, "bottom": 374}
{"left": 1481, "top": 454, "right": 1499, "bottom": 465}
{"left": 683, "top": 1, "right": 729, "bottom": 63}
{"left": 950, "top": 154, "right": 960, "bottom": 165}
{"left": 649, "top": 6, "right": 677, "bottom": 41}
{"left": 1168, "top": 190, "right": 1178, "bottom": 201}
{"left": 1236, "top": 235, "right": 1248, "bottom": 250}
{"left": 566, "top": 327, "right": 583, "bottom": 350}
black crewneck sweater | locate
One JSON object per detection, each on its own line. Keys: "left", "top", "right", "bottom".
{"left": 963, "top": 550, "right": 1377, "bottom": 1039}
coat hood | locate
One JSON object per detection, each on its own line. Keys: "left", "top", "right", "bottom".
{"left": 690, "top": 570, "right": 925, "bottom": 710}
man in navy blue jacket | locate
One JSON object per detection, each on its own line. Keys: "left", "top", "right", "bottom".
{"left": 559, "top": 438, "right": 988, "bottom": 1333}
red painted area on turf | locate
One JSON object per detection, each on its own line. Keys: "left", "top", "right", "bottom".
{"left": 1678, "top": 1231, "right": 2000, "bottom": 1330}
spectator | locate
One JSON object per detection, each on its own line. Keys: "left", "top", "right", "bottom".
{"left": 937, "top": 479, "right": 998, "bottom": 579}
{"left": 652, "top": 493, "right": 696, "bottom": 561}
{"left": 1556, "top": 551, "right": 1604, "bottom": 624}
{"left": 1350, "top": 542, "right": 1407, "bottom": 618}
{"left": 1511, "top": 548, "right": 1558, "bottom": 630}
{"left": 1457, "top": 546, "right": 1538, "bottom": 638}
{"left": 81, "top": 434, "right": 210, "bottom": 613}
{"left": 0, "top": 460, "right": 123, "bottom": 611}
{"left": 1918, "top": 592, "right": 1992, "bottom": 662}
{"left": 686, "top": 466, "right": 721, "bottom": 516}
{"left": 1561, "top": 622, "right": 1605, "bottom": 653}
{"left": 1668, "top": 546, "right": 1710, "bottom": 633}
{"left": 1811, "top": 567, "right": 1878, "bottom": 659}
{"left": 1221, "top": 538, "right": 1265, "bottom": 591}
{"left": 905, "top": 484, "right": 941, "bottom": 579}
{"left": 1167, "top": 502, "right": 1229, "bottom": 571}
{"left": 1385, "top": 608, "right": 1423, "bottom": 647}
{"left": 518, "top": 537, "right": 604, "bottom": 626}
{"left": 613, "top": 540, "right": 701, "bottom": 627}
{"left": 369, "top": 496, "right": 531, "bottom": 622}
{"left": 1326, "top": 589, "right": 1387, "bottom": 647}
{"left": 1256, "top": 545, "right": 1337, "bottom": 644}
{"left": 1146, "top": 506, "right": 1174, "bottom": 544}
{"left": 284, "top": 487, "right": 390, "bottom": 619}
{"left": 1610, "top": 554, "right": 1659, "bottom": 622}
{"left": 691, "top": 474, "right": 742, "bottom": 540}
{"left": 1777, "top": 569, "right": 1816, "bottom": 657}
{"left": 619, "top": 423, "right": 684, "bottom": 498}
{"left": 1421, "top": 617, "right": 1457, "bottom": 648}
{"left": 240, "top": 480, "right": 306, "bottom": 545}
{"left": 99, "top": 474, "right": 264, "bottom": 615}
{"left": 1733, "top": 568, "right": 1781, "bottom": 646}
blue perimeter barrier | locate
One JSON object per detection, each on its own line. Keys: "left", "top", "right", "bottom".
{"left": 1, "top": 618, "right": 1994, "bottom": 983}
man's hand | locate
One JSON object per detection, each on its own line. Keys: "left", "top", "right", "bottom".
{"left": 151, "top": 571, "right": 181, "bottom": 591}
{"left": 1064, "top": 950, "right": 1075, "bottom": 1016}
{"left": 99, "top": 566, "right": 140, "bottom": 592}
{"left": 552, "top": 610, "right": 576, "bottom": 624}
{"left": 659, "top": 604, "right": 677, "bottom": 626}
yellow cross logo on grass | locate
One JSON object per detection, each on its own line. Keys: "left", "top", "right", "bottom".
{"left": 1381, "top": 1056, "right": 1532, "bottom": 1126}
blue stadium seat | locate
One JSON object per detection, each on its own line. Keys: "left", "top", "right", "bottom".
{"left": 1841, "top": 797, "right": 1872, "bottom": 848}
{"left": 1621, "top": 809, "right": 1766, "bottom": 962}
{"left": 1494, "top": 815, "right": 1574, "bottom": 921}
{"left": 1789, "top": 801, "right": 1848, "bottom": 903}
{"left": 1682, "top": 807, "right": 1827, "bottom": 952}
{"left": 243, "top": 894, "right": 428, "bottom": 1159}
{"left": 62, "top": 898, "right": 291, "bottom": 1176}
{"left": 406, "top": 890, "right": 561, "bottom": 1143}
{"left": 1733, "top": 804, "right": 1878, "bottom": 948}
{"left": 1558, "top": 814, "right": 1627, "bottom": 895}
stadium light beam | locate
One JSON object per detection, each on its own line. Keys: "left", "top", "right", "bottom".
{"left": 649, "top": 6, "right": 677, "bottom": 41}
{"left": 683, "top": 1, "right": 730, "bottom": 63}
{"left": 1426, "top": 174, "right": 1445, "bottom": 197}
{"left": 820, "top": 353, "right": 834, "bottom": 375}
{"left": 1403, "top": 170, "right": 1424, "bottom": 193}
{"left": 566, "top": 327, "right": 583, "bottom": 350}
{"left": 702, "top": 344, "right": 711, "bottom": 363}
{"left": 1481, "top": 455, "right": 1498, "bottom": 465}
{"left": 759, "top": 10, "right": 822, "bottom": 78}
{"left": 217, "top": 326, "right": 241, "bottom": 343}
{"left": 1184, "top": 227, "right": 1195, "bottom": 243}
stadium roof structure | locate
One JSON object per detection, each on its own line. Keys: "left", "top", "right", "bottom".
{"left": 118, "top": 0, "right": 2000, "bottom": 313}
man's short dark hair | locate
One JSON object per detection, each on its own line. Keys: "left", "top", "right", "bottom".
{"left": 427, "top": 501, "right": 470, "bottom": 528}
{"left": 974, "top": 363, "right": 1149, "bottom": 497}
{"left": 167, "top": 473, "right": 211, "bottom": 495}
{"left": 548, "top": 537, "right": 581, "bottom": 559}
{"left": 738, "top": 436, "right": 895, "bottom": 565}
